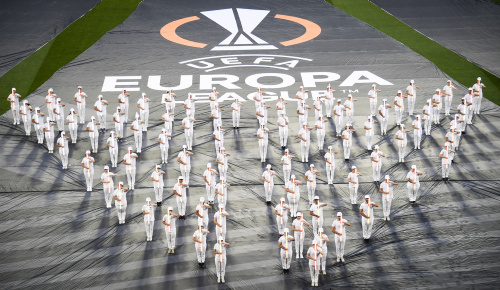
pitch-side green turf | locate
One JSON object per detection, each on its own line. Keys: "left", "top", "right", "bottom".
{"left": 0, "top": 0, "right": 142, "bottom": 115}
{"left": 326, "top": 0, "right": 500, "bottom": 105}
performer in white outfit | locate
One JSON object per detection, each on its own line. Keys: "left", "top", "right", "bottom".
{"left": 142, "top": 197, "right": 156, "bottom": 241}
{"left": 286, "top": 174, "right": 302, "bottom": 217}
{"left": 176, "top": 145, "right": 194, "bottom": 185}
{"left": 151, "top": 165, "right": 166, "bottom": 206}
{"left": 52, "top": 98, "right": 65, "bottom": 132}
{"left": 370, "top": 145, "right": 385, "bottom": 182}
{"left": 214, "top": 204, "right": 229, "bottom": 240}
{"left": 274, "top": 197, "right": 290, "bottom": 235}
{"left": 305, "top": 164, "right": 320, "bottom": 205}
{"left": 341, "top": 123, "right": 355, "bottom": 160}
{"left": 442, "top": 80, "right": 457, "bottom": 116}
{"left": 405, "top": 80, "right": 419, "bottom": 116}
{"left": 101, "top": 165, "right": 116, "bottom": 208}
{"left": 214, "top": 237, "right": 230, "bottom": 283}
{"left": 422, "top": 99, "right": 433, "bottom": 135}
{"left": 281, "top": 149, "right": 295, "bottom": 186}
{"left": 81, "top": 150, "right": 95, "bottom": 191}
{"left": 379, "top": 175, "right": 398, "bottom": 220}
{"left": 66, "top": 108, "right": 78, "bottom": 143}
{"left": 86, "top": 116, "right": 100, "bottom": 153}
{"left": 257, "top": 124, "right": 270, "bottom": 162}
{"left": 173, "top": 176, "right": 188, "bottom": 219}
{"left": 203, "top": 163, "right": 218, "bottom": 204}
{"left": 162, "top": 207, "right": 178, "bottom": 253}
{"left": 313, "top": 227, "right": 330, "bottom": 275}
{"left": 212, "top": 126, "right": 226, "bottom": 155}
{"left": 395, "top": 124, "right": 410, "bottom": 162}
{"left": 93, "top": 95, "right": 108, "bottom": 131}
{"left": 118, "top": 89, "right": 130, "bottom": 123}
{"left": 231, "top": 98, "right": 243, "bottom": 129}
{"left": 359, "top": 195, "right": 379, "bottom": 242}
{"left": 347, "top": 166, "right": 362, "bottom": 204}
{"left": 464, "top": 88, "right": 474, "bottom": 124}
{"left": 472, "top": 77, "right": 486, "bottom": 114}
{"left": 162, "top": 106, "right": 174, "bottom": 138}
{"left": 313, "top": 95, "right": 324, "bottom": 121}
{"left": 298, "top": 122, "right": 313, "bottom": 162}
{"left": 279, "top": 228, "right": 295, "bottom": 273}
{"left": 44, "top": 88, "right": 57, "bottom": 120}
{"left": 182, "top": 111, "right": 196, "bottom": 150}
{"left": 344, "top": 94, "right": 357, "bottom": 125}
{"left": 363, "top": 115, "right": 378, "bottom": 150}
{"left": 215, "top": 177, "right": 230, "bottom": 208}
{"left": 195, "top": 197, "right": 211, "bottom": 229}
{"left": 183, "top": 93, "right": 197, "bottom": 119}
{"left": 56, "top": 131, "right": 70, "bottom": 169}
{"left": 439, "top": 142, "right": 454, "bottom": 181}
{"left": 432, "top": 89, "right": 443, "bottom": 124}
{"left": 32, "top": 107, "right": 45, "bottom": 144}
{"left": 113, "top": 181, "right": 129, "bottom": 224}
{"left": 307, "top": 240, "right": 323, "bottom": 287}
{"left": 122, "top": 147, "right": 138, "bottom": 189}
{"left": 158, "top": 128, "right": 171, "bottom": 164}
{"left": 292, "top": 212, "right": 310, "bottom": 259}
{"left": 43, "top": 116, "right": 56, "bottom": 153}
{"left": 130, "top": 113, "right": 144, "bottom": 153}
{"left": 262, "top": 164, "right": 277, "bottom": 204}
{"left": 193, "top": 222, "right": 209, "bottom": 268}
{"left": 112, "top": 106, "right": 125, "bottom": 139}
{"left": 406, "top": 165, "right": 423, "bottom": 203}
{"left": 74, "top": 86, "right": 88, "bottom": 124}
{"left": 412, "top": 115, "right": 423, "bottom": 149}
{"left": 325, "top": 84, "right": 336, "bottom": 117}
{"left": 309, "top": 195, "right": 327, "bottom": 236}
{"left": 277, "top": 112, "right": 289, "bottom": 149}
{"left": 136, "top": 93, "right": 151, "bottom": 130}
{"left": 378, "top": 99, "right": 391, "bottom": 135}
{"left": 394, "top": 90, "right": 406, "bottom": 126}
{"left": 368, "top": 84, "right": 380, "bottom": 116}
{"left": 332, "top": 212, "right": 350, "bottom": 262}
{"left": 19, "top": 100, "right": 33, "bottom": 135}
{"left": 107, "top": 131, "right": 119, "bottom": 167}
{"left": 216, "top": 147, "right": 230, "bottom": 181}
{"left": 324, "top": 146, "right": 338, "bottom": 184}
{"left": 315, "top": 115, "right": 328, "bottom": 150}
{"left": 333, "top": 99, "right": 345, "bottom": 136}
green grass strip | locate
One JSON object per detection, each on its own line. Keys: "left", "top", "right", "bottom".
{"left": 0, "top": 0, "right": 142, "bottom": 115}
{"left": 326, "top": 0, "right": 500, "bottom": 106}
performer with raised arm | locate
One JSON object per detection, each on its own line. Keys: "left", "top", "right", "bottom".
{"left": 277, "top": 112, "right": 289, "bottom": 149}
{"left": 279, "top": 228, "right": 295, "bottom": 273}
{"left": 142, "top": 197, "right": 156, "bottom": 241}
{"left": 298, "top": 122, "right": 313, "bottom": 162}
{"left": 394, "top": 90, "right": 406, "bottom": 126}
{"left": 101, "top": 165, "right": 117, "bottom": 208}
{"left": 307, "top": 240, "right": 323, "bottom": 287}
{"left": 333, "top": 99, "right": 345, "bottom": 136}
{"left": 137, "top": 93, "right": 151, "bottom": 130}
{"left": 315, "top": 115, "right": 328, "bottom": 150}
{"left": 472, "top": 77, "right": 486, "bottom": 114}
{"left": 123, "top": 147, "right": 138, "bottom": 190}
{"left": 130, "top": 112, "right": 144, "bottom": 153}
{"left": 262, "top": 164, "right": 277, "bottom": 204}
{"left": 305, "top": 164, "right": 320, "bottom": 205}
{"left": 203, "top": 163, "right": 218, "bottom": 204}
{"left": 151, "top": 165, "right": 165, "bottom": 206}
{"left": 395, "top": 124, "right": 410, "bottom": 162}
{"left": 378, "top": 99, "right": 391, "bottom": 135}
{"left": 257, "top": 124, "right": 270, "bottom": 162}
{"left": 412, "top": 115, "right": 423, "bottom": 149}
{"left": 231, "top": 97, "right": 243, "bottom": 129}
{"left": 74, "top": 86, "right": 88, "bottom": 124}
{"left": 173, "top": 176, "right": 188, "bottom": 219}
{"left": 406, "top": 80, "right": 419, "bottom": 116}
{"left": 310, "top": 196, "right": 327, "bottom": 236}
{"left": 66, "top": 109, "right": 78, "bottom": 143}
{"left": 406, "top": 165, "right": 423, "bottom": 203}
{"left": 344, "top": 94, "right": 357, "bottom": 125}
{"left": 215, "top": 177, "right": 230, "bottom": 208}
{"left": 118, "top": 89, "right": 130, "bottom": 122}
{"left": 182, "top": 111, "right": 196, "bottom": 150}
{"left": 370, "top": 145, "right": 385, "bottom": 183}
{"left": 81, "top": 150, "right": 95, "bottom": 191}
{"left": 313, "top": 227, "right": 330, "bottom": 275}
{"left": 177, "top": 145, "right": 194, "bottom": 185}
{"left": 439, "top": 142, "right": 455, "bottom": 181}
{"left": 341, "top": 123, "right": 355, "bottom": 161}
{"left": 364, "top": 115, "right": 378, "bottom": 150}
{"left": 347, "top": 166, "right": 362, "bottom": 205}
{"left": 158, "top": 128, "right": 171, "bottom": 164}
{"left": 286, "top": 174, "right": 302, "bottom": 217}
{"left": 324, "top": 146, "right": 338, "bottom": 184}
{"left": 442, "top": 80, "right": 457, "bottom": 116}
{"left": 368, "top": 84, "right": 380, "bottom": 116}
{"left": 292, "top": 212, "right": 310, "bottom": 259}
{"left": 216, "top": 146, "right": 230, "bottom": 181}
{"left": 113, "top": 181, "right": 129, "bottom": 224}
{"left": 325, "top": 84, "right": 335, "bottom": 117}
{"left": 162, "top": 207, "right": 178, "bottom": 253}
{"left": 275, "top": 197, "right": 290, "bottom": 236}
{"left": 193, "top": 222, "right": 209, "bottom": 268}
{"left": 214, "top": 237, "right": 230, "bottom": 283}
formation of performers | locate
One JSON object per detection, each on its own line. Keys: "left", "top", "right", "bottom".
{"left": 5, "top": 76, "right": 486, "bottom": 285}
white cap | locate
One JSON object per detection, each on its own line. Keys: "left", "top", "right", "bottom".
{"left": 178, "top": 176, "right": 184, "bottom": 180}
{"left": 220, "top": 176, "right": 224, "bottom": 181}
{"left": 212, "top": 87, "right": 216, "bottom": 90}
{"left": 57, "top": 98, "right": 61, "bottom": 103}
{"left": 477, "top": 77, "right": 481, "bottom": 81}
{"left": 221, "top": 147, "right": 225, "bottom": 151}
{"left": 142, "top": 92, "right": 146, "bottom": 97}
{"left": 312, "top": 240, "right": 317, "bottom": 245}
{"left": 119, "top": 181, "right": 124, "bottom": 185}
{"left": 198, "top": 221, "right": 204, "bottom": 227}
{"left": 297, "top": 212, "right": 302, "bottom": 217}
{"left": 410, "top": 80, "right": 414, "bottom": 83}
{"left": 397, "top": 90, "right": 402, "bottom": 94}
{"left": 35, "top": 107, "right": 40, "bottom": 111}
{"left": 285, "top": 148, "right": 289, "bottom": 152}
{"left": 319, "top": 228, "right": 324, "bottom": 233}
{"left": 156, "top": 164, "right": 161, "bottom": 169}
{"left": 348, "top": 94, "right": 352, "bottom": 98}
{"left": 365, "top": 195, "right": 370, "bottom": 199}
{"left": 314, "top": 196, "right": 319, "bottom": 200}
{"left": 61, "top": 131, "right": 66, "bottom": 135}
{"left": 416, "top": 115, "right": 420, "bottom": 118}
{"left": 447, "top": 80, "right": 451, "bottom": 83}
{"left": 310, "top": 164, "right": 314, "bottom": 167}
{"left": 86, "top": 150, "right": 91, "bottom": 154}
{"left": 436, "top": 88, "right": 441, "bottom": 92}
{"left": 337, "top": 212, "right": 342, "bottom": 217}
{"left": 161, "top": 128, "right": 166, "bottom": 132}
{"left": 468, "top": 87, "right": 473, "bottom": 91}
{"left": 70, "top": 108, "right": 75, "bottom": 112}
{"left": 280, "top": 197, "right": 285, "bottom": 202}
{"left": 219, "top": 204, "right": 224, "bottom": 209}
{"left": 135, "top": 112, "right": 139, "bottom": 119}
{"left": 200, "top": 197, "right": 205, "bottom": 202}
{"left": 385, "top": 175, "right": 390, "bottom": 179}
{"left": 98, "top": 95, "right": 103, "bottom": 99}
{"left": 368, "top": 115, "right": 372, "bottom": 119}
{"left": 146, "top": 197, "right": 151, "bottom": 202}
{"left": 266, "top": 164, "right": 271, "bottom": 169}
{"left": 48, "top": 88, "right": 53, "bottom": 92}
{"left": 337, "top": 99, "right": 341, "bottom": 102}
{"left": 78, "top": 86, "right": 82, "bottom": 89}
{"left": 445, "top": 142, "right": 451, "bottom": 147}
{"left": 280, "top": 95, "right": 284, "bottom": 99}
{"left": 328, "top": 146, "right": 332, "bottom": 149}
{"left": 372, "top": 84, "right": 376, "bottom": 87}
{"left": 400, "top": 124, "right": 405, "bottom": 127}
{"left": 104, "top": 165, "right": 109, "bottom": 170}
{"left": 91, "top": 116, "right": 95, "bottom": 120}
{"left": 207, "top": 163, "right": 211, "bottom": 168}
{"left": 291, "top": 174, "right": 296, "bottom": 179}
{"left": 128, "top": 146, "right": 133, "bottom": 151}
{"left": 374, "top": 145, "right": 379, "bottom": 149}
{"left": 12, "top": 87, "right": 16, "bottom": 91}
{"left": 411, "top": 165, "right": 416, "bottom": 169}
{"left": 168, "top": 207, "right": 173, "bottom": 211}
{"left": 300, "top": 86, "right": 303, "bottom": 89}
{"left": 182, "top": 145, "right": 187, "bottom": 149}
{"left": 284, "top": 228, "right": 289, "bottom": 233}
{"left": 352, "top": 166, "right": 356, "bottom": 169}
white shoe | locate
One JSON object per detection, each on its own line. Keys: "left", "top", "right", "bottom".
{"left": 312, "top": 282, "right": 315, "bottom": 286}
{"left": 221, "top": 278, "right": 225, "bottom": 283}
{"left": 341, "top": 257, "right": 345, "bottom": 262}
{"left": 337, "top": 257, "right": 340, "bottom": 262}
{"left": 315, "top": 282, "right": 318, "bottom": 286}
{"left": 218, "top": 278, "right": 221, "bottom": 283}
{"left": 387, "top": 217, "right": 390, "bottom": 221}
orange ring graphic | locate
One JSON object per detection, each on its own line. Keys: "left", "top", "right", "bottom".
{"left": 274, "top": 14, "right": 321, "bottom": 46}
{"left": 160, "top": 16, "right": 207, "bottom": 48}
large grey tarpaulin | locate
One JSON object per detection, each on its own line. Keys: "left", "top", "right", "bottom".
{"left": 371, "top": 0, "right": 500, "bottom": 77}
{"left": 0, "top": 0, "right": 101, "bottom": 77}
{"left": 1, "top": 0, "right": 500, "bottom": 288}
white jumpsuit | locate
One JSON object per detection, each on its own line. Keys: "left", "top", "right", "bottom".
{"left": 33, "top": 113, "right": 44, "bottom": 144}
{"left": 131, "top": 118, "right": 143, "bottom": 153}
{"left": 472, "top": 82, "right": 484, "bottom": 114}
{"left": 94, "top": 99, "right": 107, "bottom": 130}
{"left": 257, "top": 127, "right": 269, "bottom": 162}
{"left": 344, "top": 99, "right": 354, "bottom": 125}
{"left": 53, "top": 102, "right": 65, "bottom": 131}
{"left": 310, "top": 203, "right": 323, "bottom": 236}
{"left": 371, "top": 151, "right": 384, "bottom": 182}
{"left": 45, "top": 94, "right": 56, "bottom": 120}
{"left": 432, "top": 94, "right": 442, "bottom": 124}
{"left": 163, "top": 213, "right": 176, "bottom": 249}
{"left": 276, "top": 100, "right": 287, "bottom": 118}
{"left": 380, "top": 181, "right": 394, "bottom": 218}
{"left": 20, "top": 102, "right": 32, "bottom": 135}
{"left": 423, "top": 104, "right": 433, "bottom": 135}
{"left": 107, "top": 136, "right": 119, "bottom": 167}
{"left": 281, "top": 155, "right": 292, "bottom": 186}
{"left": 333, "top": 104, "right": 344, "bottom": 136}
{"left": 313, "top": 99, "right": 323, "bottom": 121}
{"left": 325, "top": 91, "right": 335, "bottom": 117}
{"left": 56, "top": 135, "right": 69, "bottom": 169}
{"left": 174, "top": 183, "right": 187, "bottom": 216}
{"left": 193, "top": 230, "right": 207, "bottom": 263}
{"left": 101, "top": 172, "right": 114, "bottom": 208}
{"left": 395, "top": 130, "right": 407, "bottom": 161}
{"left": 158, "top": 132, "right": 169, "bottom": 163}
{"left": 307, "top": 246, "right": 321, "bottom": 284}
{"left": 364, "top": 119, "right": 375, "bottom": 150}
{"left": 203, "top": 168, "right": 217, "bottom": 203}
{"left": 315, "top": 119, "right": 326, "bottom": 150}
{"left": 152, "top": 170, "right": 164, "bottom": 203}
{"left": 332, "top": 219, "right": 348, "bottom": 259}
{"left": 44, "top": 120, "right": 55, "bottom": 152}
{"left": 75, "top": 91, "right": 87, "bottom": 123}
{"left": 279, "top": 235, "right": 293, "bottom": 269}
{"left": 313, "top": 233, "right": 329, "bottom": 271}
{"left": 142, "top": 203, "right": 155, "bottom": 240}
{"left": 82, "top": 156, "right": 94, "bottom": 190}
{"left": 441, "top": 148, "right": 452, "bottom": 178}
{"left": 118, "top": 93, "right": 129, "bottom": 122}
{"left": 368, "top": 89, "right": 377, "bottom": 116}
{"left": 305, "top": 170, "right": 317, "bottom": 205}
{"left": 163, "top": 109, "right": 174, "bottom": 137}
{"left": 275, "top": 203, "right": 289, "bottom": 235}
{"left": 137, "top": 97, "right": 149, "bottom": 130}
{"left": 213, "top": 129, "right": 224, "bottom": 154}
{"left": 86, "top": 121, "right": 99, "bottom": 152}
{"left": 324, "top": 152, "right": 335, "bottom": 184}
{"left": 178, "top": 151, "right": 191, "bottom": 184}
{"left": 287, "top": 181, "right": 301, "bottom": 217}
{"left": 214, "top": 210, "right": 228, "bottom": 240}
{"left": 215, "top": 183, "right": 229, "bottom": 208}
{"left": 394, "top": 95, "right": 404, "bottom": 126}
{"left": 406, "top": 84, "right": 416, "bottom": 115}
{"left": 298, "top": 127, "right": 310, "bottom": 162}
{"left": 292, "top": 218, "right": 307, "bottom": 257}
{"left": 66, "top": 113, "right": 78, "bottom": 143}
{"left": 406, "top": 171, "right": 420, "bottom": 202}
{"left": 263, "top": 170, "right": 275, "bottom": 202}
{"left": 348, "top": 172, "right": 360, "bottom": 204}
{"left": 182, "top": 116, "right": 194, "bottom": 150}
{"left": 196, "top": 203, "right": 209, "bottom": 229}
{"left": 443, "top": 85, "right": 454, "bottom": 116}
{"left": 278, "top": 115, "right": 289, "bottom": 147}
{"left": 378, "top": 104, "right": 390, "bottom": 134}
{"left": 231, "top": 101, "right": 242, "bottom": 127}
{"left": 341, "top": 129, "right": 353, "bottom": 159}
{"left": 113, "top": 110, "right": 125, "bottom": 138}
{"left": 360, "top": 202, "right": 375, "bottom": 239}
{"left": 113, "top": 188, "right": 127, "bottom": 223}
{"left": 215, "top": 243, "right": 228, "bottom": 280}
{"left": 123, "top": 152, "right": 138, "bottom": 189}
{"left": 412, "top": 119, "right": 422, "bottom": 149}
